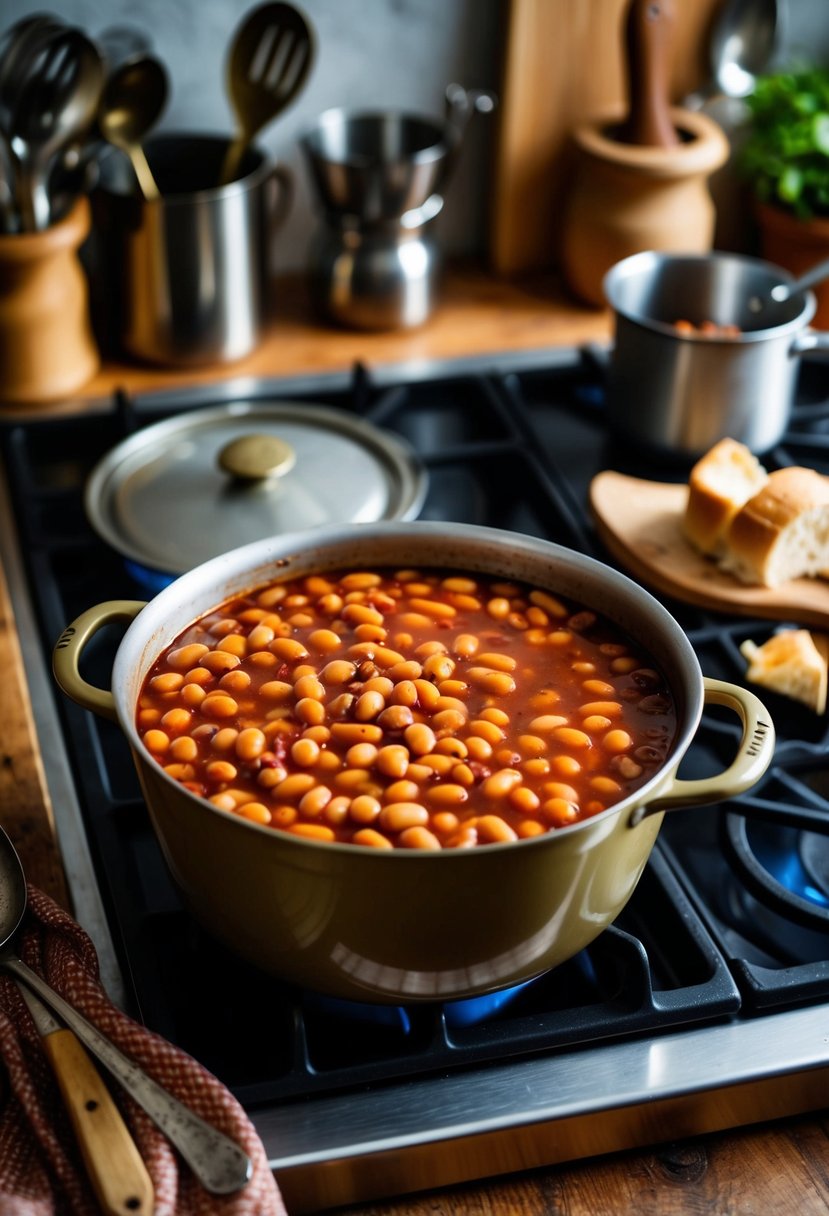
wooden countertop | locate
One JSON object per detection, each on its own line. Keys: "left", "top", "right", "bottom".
{"left": 1, "top": 265, "right": 612, "bottom": 417}
{"left": 1, "top": 265, "right": 827, "bottom": 1215}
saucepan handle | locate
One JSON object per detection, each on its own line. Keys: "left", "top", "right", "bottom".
{"left": 53, "top": 600, "right": 146, "bottom": 722}
{"left": 265, "top": 162, "right": 294, "bottom": 239}
{"left": 631, "top": 677, "right": 775, "bottom": 824}
{"left": 792, "top": 329, "right": 829, "bottom": 355}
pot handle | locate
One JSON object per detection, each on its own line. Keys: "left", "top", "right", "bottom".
{"left": 53, "top": 600, "right": 147, "bottom": 722}
{"left": 630, "top": 677, "right": 774, "bottom": 825}
{"left": 791, "top": 330, "right": 829, "bottom": 355}
{"left": 265, "top": 162, "right": 294, "bottom": 240}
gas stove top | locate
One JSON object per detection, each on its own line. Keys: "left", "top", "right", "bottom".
{"left": 2, "top": 347, "right": 829, "bottom": 1213}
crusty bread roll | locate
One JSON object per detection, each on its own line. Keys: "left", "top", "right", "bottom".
{"left": 722, "top": 467, "right": 829, "bottom": 587}
{"left": 740, "top": 630, "right": 829, "bottom": 714}
{"left": 683, "top": 438, "right": 768, "bottom": 556}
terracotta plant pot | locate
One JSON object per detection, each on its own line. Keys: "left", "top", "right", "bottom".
{"left": 562, "top": 107, "right": 730, "bottom": 307}
{"left": 0, "top": 198, "right": 99, "bottom": 404}
{"left": 755, "top": 201, "right": 829, "bottom": 330}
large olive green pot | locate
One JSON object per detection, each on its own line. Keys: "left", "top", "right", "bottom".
{"left": 53, "top": 521, "right": 774, "bottom": 1003}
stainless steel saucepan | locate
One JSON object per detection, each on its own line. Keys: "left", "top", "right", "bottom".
{"left": 603, "top": 250, "right": 829, "bottom": 458}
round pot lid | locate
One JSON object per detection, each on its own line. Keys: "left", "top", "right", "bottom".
{"left": 85, "top": 400, "right": 428, "bottom": 575}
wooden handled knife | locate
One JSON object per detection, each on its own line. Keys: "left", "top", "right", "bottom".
{"left": 18, "top": 982, "right": 155, "bottom": 1216}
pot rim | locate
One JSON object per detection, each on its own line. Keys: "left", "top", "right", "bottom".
{"left": 571, "top": 106, "right": 730, "bottom": 177}
{"left": 301, "top": 107, "right": 452, "bottom": 168}
{"left": 111, "top": 520, "right": 704, "bottom": 856}
{"left": 96, "top": 131, "right": 276, "bottom": 205}
{"left": 603, "top": 249, "right": 818, "bottom": 340}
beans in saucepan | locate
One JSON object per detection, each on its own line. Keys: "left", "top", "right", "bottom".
{"left": 136, "top": 568, "right": 678, "bottom": 848}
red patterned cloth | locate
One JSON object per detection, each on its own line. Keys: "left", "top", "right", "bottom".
{"left": 0, "top": 886, "right": 287, "bottom": 1216}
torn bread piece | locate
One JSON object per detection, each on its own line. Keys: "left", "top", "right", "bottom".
{"left": 721, "top": 466, "right": 829, "bottom": 587}
{"left": 740, "top": 630, "right": 829, "bottom": 714}
{"left": 683, "top": 438, "right": 769, "bottom": 557}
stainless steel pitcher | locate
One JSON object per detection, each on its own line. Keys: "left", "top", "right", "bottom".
{"left": 300, "top": 87, "right": 494, "bottom": 332}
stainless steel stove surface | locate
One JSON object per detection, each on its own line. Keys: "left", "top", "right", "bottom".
{"left": 2, "top": 348, "right": 829, "bottom": 1213}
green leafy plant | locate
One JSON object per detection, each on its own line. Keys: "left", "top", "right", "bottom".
{"left": 741, "top": 67, "right": 829, "bottom": 219}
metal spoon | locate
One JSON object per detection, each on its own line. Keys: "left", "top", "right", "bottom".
{"left": 748, "top": 255, "right": 829, "bottom": 316}
{"left": 7, "top": 26, "right": 104, "bottom": 230}
{"left": 769, "top": 256, "right": 829, "bottom": 304}
{"left": 17, "top": 983, "right": 155, "bottom": 1215}
{"left": 0, "top": 14, "right": 65, "bottom": 229}
{"left": 219, "top": 1, "right": 314, "bottom": 186}
{"left": 0, "top": 13, "right": 65, "bottom": 127}
{"left": 683, "top": 0, "right": 781, "bottom": 110}
{"left": 0, "top": 823, "right": 253, "bottom": 1196}
{"left": 98, "top": 54, "right": 167, "bottom": 201}
{"left": 0, "top": 825, "right": 153, "bottom": 1213}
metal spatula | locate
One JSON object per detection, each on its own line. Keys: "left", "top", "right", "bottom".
{"left": 219, "top": 1, "right": 314, "bottom": 186}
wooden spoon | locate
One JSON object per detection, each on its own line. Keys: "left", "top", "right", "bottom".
{"left": 219, "top": 1, "right": 314, "bottom": 186}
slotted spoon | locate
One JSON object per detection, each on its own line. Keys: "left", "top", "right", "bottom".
{"left": 0, "top": 14, "right": 63, "bottom": 122}
{"left": 7, "top": 26, "right": 104, "bottom": 229}
{"left": 219, "top": 1, "right": 314, "bottom": 186}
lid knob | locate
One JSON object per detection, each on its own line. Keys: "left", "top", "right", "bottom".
{"left": 218, "top": 434, "right": 297, "bottom": 482}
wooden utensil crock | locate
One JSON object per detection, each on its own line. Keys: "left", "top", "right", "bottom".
{"left": 0, "top": 198, "right": 99, "bottom": 404}
{"left": 562, "top": 106, "right": 729, "bottom": 307}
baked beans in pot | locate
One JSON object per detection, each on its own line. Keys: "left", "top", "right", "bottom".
{"left": 54, "top": 521, "right": 774, "bottom": 1002}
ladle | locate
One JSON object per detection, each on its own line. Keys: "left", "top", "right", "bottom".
{"left": 97, "top": 54, "right": 167, "bottom": 201}
{"left": 0, "top": 823, "right": 253, "bottom": 1196}
{"left": 684, "top": 0, "right": 781, "bottom": 109}
{"left": 710, "top": 0, "right": 781, "bottom": 99}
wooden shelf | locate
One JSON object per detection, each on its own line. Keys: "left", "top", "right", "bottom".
{"left": 1, "top": 264, "right": 612, "bottom": 418}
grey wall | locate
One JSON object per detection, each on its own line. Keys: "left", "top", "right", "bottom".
{"left": 780, "top": 0, "right": 829, "bottom": 66}
{"left": 2, "top": 0, "right": 505, "bottom": 270}
{"left": 4, "top": 0, "right": 829, "bottom": 273}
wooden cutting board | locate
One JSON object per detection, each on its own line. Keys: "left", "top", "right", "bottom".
{"left": 489, "top": 0, "right": 718, "bottom": 274}
{"left": 589, "top": 470, "right": 829, "bottom": 629}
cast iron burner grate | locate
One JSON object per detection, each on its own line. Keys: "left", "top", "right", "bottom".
{"left": 2, "top": 351, "right": 829, "bottom": 1110}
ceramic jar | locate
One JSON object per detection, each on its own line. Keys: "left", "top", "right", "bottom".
{"left": 562, "top": 107, "right": 730, "bottom": 307}
{"left": 0, "top": 198, "right": 99, "bottom": 404}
